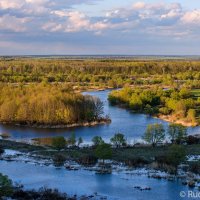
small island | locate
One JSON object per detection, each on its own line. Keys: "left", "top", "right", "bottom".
{"left": 0, "top": 84, "right": 110, "bottom": 128}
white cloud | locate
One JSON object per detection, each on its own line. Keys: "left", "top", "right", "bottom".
{"left": 0, "top": 0, "right": 23, "bottom": 9}
{"left": 44, "top": 11, "right": 109, "bottom": 33}
{"left": 132, "top": 2, "right": 146, "bottom": 10}
{"left": 181, "top": 10, "right": 200, "bottom": 24}
{"left": 0, "top": 1, "right": 200, "bottom": 55}
{"left": 0, "top": 15, "right": 29, "bottom": 32}
{"left": 25, "top": 0, "right": 48, "bottom": 4}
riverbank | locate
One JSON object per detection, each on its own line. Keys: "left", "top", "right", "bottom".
{"left": 1, "top": 139, "right": 200, "bottom": 163}
{"left": 157, "top": 115, "right": 199, "bottom": 127}
{"left": 0, "top": 139, "right": 200, "bottom": 172}
{"left": 108, "top": 87, "right": 200, "bottom": 128}
{"left": 0, "top": 118, "right": 111, "bottom": 129}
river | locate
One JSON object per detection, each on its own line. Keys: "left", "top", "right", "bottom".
{"left": 0, "top": 90, "right": 199, "bottom": 144}
{"left": 0, "top": 160, "right": 196, "bottom": 200}
{"left": 0, "top": 90, "right": 199, "bottom": 199}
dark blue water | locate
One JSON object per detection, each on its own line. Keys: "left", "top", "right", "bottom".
{"left": 0, "top": 161, "right": 196, "bottom": 200}
{"left": 0, "top": 90, "right": 199, "bottom": 143}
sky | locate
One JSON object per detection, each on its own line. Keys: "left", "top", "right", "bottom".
{"left": 0, "top": 0, "right": 200, "bottom": 55}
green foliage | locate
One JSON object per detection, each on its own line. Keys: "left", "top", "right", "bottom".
{"left": 68, "top": 133, "right": 76, "bottom": 146}
{"left": 53, "top": 154, "right": 66, "bottom": 166}
{"left": 187, "top": 109, "right": 196, "bottom": 125}
{"left": 0, "top": 173, "right": 13, "bottom": 197}
{"left": 0, "top": 84, "right": 104, "bottom": 125}
{"left": 129, "top": 95, "right": 143, "bottom": 110}
{"left": 167, "top": 145, "right": 186, "bottom": 171}
{"left": 143, "top": 123, "right": 165, "bottom": 146}
{"left": 168, "top": 124, "right": 187, "bottom": 144}
{"left": 52, "top": 136, "right": 66, "bottom": 150}
{"left": 1, "top": 59, "right": 200, "bottom": 90}
{"left": 95, "top": 143, "right": 112, "bottom": 163}
{"left": 92, "top": 136, "right": 104, "bottom": 146}
{"left": 159, "top": 107, "right": 170, "bottom": 115}
{"left": 110, "top": 133, "right": 126, "bottom": 148}
{"left": 109, "top": 86, "right": 199, "bottom": 123}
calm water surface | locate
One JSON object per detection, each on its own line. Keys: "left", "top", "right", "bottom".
{"left": 0, "top": 161, "right": 196, "bottom": 200}
{"left": 0, "top": 90, "right": 199, "bottom": 143}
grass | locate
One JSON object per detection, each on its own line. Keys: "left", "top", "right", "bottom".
{"left": 191, "top": 89, "right": 200, "bottom": 98}
{"left": 1, "top": 139, "right": 200, "bottom": 164}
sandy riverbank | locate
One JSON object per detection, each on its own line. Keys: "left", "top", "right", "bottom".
{"left": 157, "top": 115, "right": 198, "bottom": 127}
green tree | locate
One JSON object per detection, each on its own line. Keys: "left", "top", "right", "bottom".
{"left": 143, "top": 123, "right": 165, "bottom": 147}
{"left": 68, "top": 132, "right": 76, "bottom": 146}
{"left": 175, "top": 101, "right": 186, "bottom": 118}
{"left": 0, "top": 173, "right": 13, "bottom": 197}
{"left": 92, "top": 136, "right": 104, "bottom": 146}
{"left": 168, "top": 124, "right": 187, "bottom": 144}
{"left": 52, "top": 136, "right": 66, "bottom": 150}
{"left": 110, "top": 133, "right": 126, "bottom": 148}
{"left": 167, "top": 145, "right": 186, "bottom": 174}
{"left": 187, "top": 109, "right": 196, "bottom": 125}
{"left": 129, "top": 95, "right": 142, "bottom": 110}
{"left": 95, "top": 143, "right": 112, "bottom": 164}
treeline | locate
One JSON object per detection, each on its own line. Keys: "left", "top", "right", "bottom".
{"left": 1, "top": 59, "right": 200, "bottom": 88}
{"left": 0, "top": 83, "right": 105, "bottom": 126}
{"left": 109, "top": 87, "right": 200, "bottom": 125}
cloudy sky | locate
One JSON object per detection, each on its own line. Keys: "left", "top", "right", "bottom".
{"left": 0, "top": 0, "right": 200, "bottom": 55}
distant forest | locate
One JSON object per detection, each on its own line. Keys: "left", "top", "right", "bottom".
{"left": 0, "top": 59, "right": 200, "bottom": 88}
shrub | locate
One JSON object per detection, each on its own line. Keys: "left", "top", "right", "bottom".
{"left": 52, "top": 137, "right": 66, "bottom": 150}
{"left": 78, "top": 155, "right": 97, "bottom": 166}
{"left": 189, "top": 162, "right": 200, "bottom": 174}
{"left": 53, "top": 154, "right": 66, "bottom": 166}
{"left": 167, "top": 145, "right": 186, "bottom": 173}
{"left": 95, "top": 143, "right": 112, "bottom": 164}
{"left": 125, "top": 157, "right": 149, "bottom": 167}
{"left": 110, "top": 133, "right": 126, "bottom": 148}
{"left": 92, "top": 136, "right": 104, "bottom": 146}
{"left": 0, "top": 173, "right": 13, "bottom": 197}
{"left": 12, "top": 188, "right": 67, "bottom": 200}
{"left": 0, "top": 146, "right": 4, "bottom": 155}
{"left": 186, "top": 135, "right": 200, "bottom": 145}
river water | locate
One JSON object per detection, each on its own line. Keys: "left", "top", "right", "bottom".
{"left": 0, "top": 90, "right": 199, "bottom": 144}
{"left": 0, "top": 90, "right": 199, "bottom": 199}
{"left": 0, "top": 160, "right": 196, "bottom": 200}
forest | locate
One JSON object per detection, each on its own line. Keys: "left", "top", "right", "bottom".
{"left": 0, "top": 57, "right": 200, "bottom": 126}
{"left": 108, "top": 87, "right": 200, "bottom": 126}
{"left": 0, "top": 58, "right": 200, "bottom": 89}
{"left": 0, "top": 83, "right": 105, "bottom": 126}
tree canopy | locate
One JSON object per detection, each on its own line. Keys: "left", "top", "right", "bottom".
{"left": 143, "top": 123, "right": 165, "bottom": 146}
{"left": 95, "top": 143, "right": 112, "bottom": 163}
{"left": 110, "top": 133, "right": 126, "bottom": 148}
{"left": 0, "top": 84, "right": 104, "bottom": 126}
